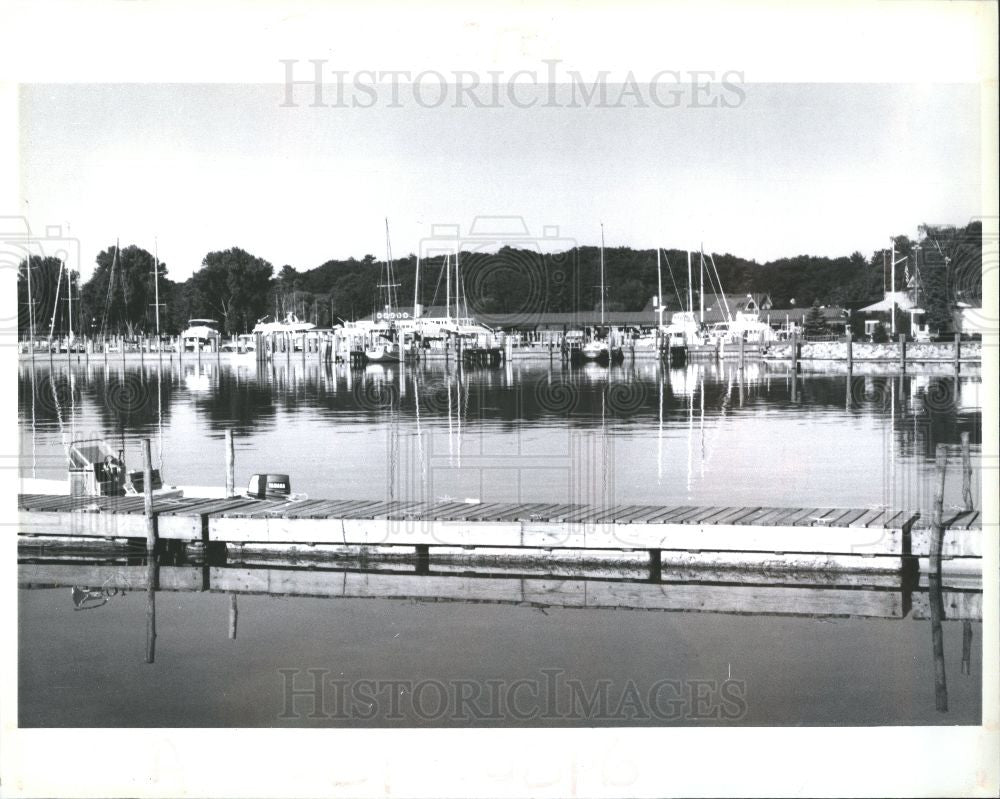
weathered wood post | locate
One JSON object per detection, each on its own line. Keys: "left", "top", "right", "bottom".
{"left": 225, "top": 428, "right": 235, "bottom": 498}
{"left": 961, "top": 620, "right": 972, "bottom": 676}
{"left": 846, "top": 329, "right": 853, "bottom": 372}
{"left": 738, "top": 335, "right": 745, "bottom": 370}
{"left": 961, "top": 431, "right": 973, "bottom": 511}
{"left": 931, "top": 443, "right": 947, "bottom": 568}
{"left": 229, "top": 593, "right": 238, "bottom": 640}
{"left": 954, "top": 332, "right": 961, "bottom": 374}
{"left": 898, "top": 332, "right": 906, "bottom": 373}
{"left": 145, "top": 554, "right": 157, "bottom": 664}
{"left": 142, "top": 438, "right": 157, "bottom": 553}
{"left": 790, "top": 331, "right": 799, "bottom": 374}
{"left": 929, "top": 442, "right": 948, "bottom": 711}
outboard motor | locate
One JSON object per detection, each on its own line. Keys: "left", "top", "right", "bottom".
{"left": 246, "top": 473, "right": 291, "bottom": 500}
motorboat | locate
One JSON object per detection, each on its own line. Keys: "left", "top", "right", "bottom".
{"left": 181, "top": 318, "right": 221, "bottom": 351}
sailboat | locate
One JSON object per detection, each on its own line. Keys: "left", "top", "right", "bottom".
{"left": 577, "top": 224, "right": 624, "bottom": 365}
{"left": 365, "top": 219, "right": 403, "bottom": 364}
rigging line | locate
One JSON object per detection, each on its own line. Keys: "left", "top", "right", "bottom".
{"left": 429, "top": 253, "right": 448, "bottom": 311}
{"left": 661, "top": 249, "right": 684, "bottom": 312}
{"left": 101, "top": 243, "right": 118, "bottom": 336}
{"left": 708, "top": 253, "right": 733, "bottom": 323}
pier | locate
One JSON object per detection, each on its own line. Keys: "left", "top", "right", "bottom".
{"left": 16, "top": 493, "right": 982, "bottom": 574}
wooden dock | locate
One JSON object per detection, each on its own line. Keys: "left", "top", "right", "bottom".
{"left": 16, "top": 493, "right": 982, "bottom": 570}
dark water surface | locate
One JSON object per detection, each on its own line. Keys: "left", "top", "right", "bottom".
{"left": 17, "top": 358, "right": 983, "bottom": 726}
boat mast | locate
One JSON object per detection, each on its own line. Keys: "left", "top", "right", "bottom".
{"left": 153, "top": 238, "right": 161, "bottom": 336}
{"left": 445, "top": 252, "right": 451, "bottom": 322}
{"left": 25, "top": 252, "right": 35, "bottom": 345}
{"left": 686, "top": 250, "right": 693, "bottom": 315}
{"left": 413, "top": 253, "right": 420, "bottom": 318}
{"left": 47, "top": 258, "right": 64, "bottom": 344}
{"left": 699, "top": 244, "right": 705, "bottom": 323}
{"left": 656, "top": 247, "right": 663, "bottom": 328}
{"left": 599, "top": 223, "right": 606, "bottom": 327}
{"left": 67, "top": 260, "right": 74, "bottom": 343}
{"left": 890, "top": 237, "right": 896, "bottom": 335}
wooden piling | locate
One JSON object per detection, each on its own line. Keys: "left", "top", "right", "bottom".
{"left": 961, "top": 431, "right": 973, "bottom": 511}
{"left": 142, "top": 438, "right": 156, "bottom": 553}
{"left": 846, "top": 330, "right": 853, "bottom": 372}
{"left": 225, "top": 429, "right": 235, "bottom": 498}
{"left": 790, "top": 331, "right": 799, "bottom": 373}
{"left": 961, "top": 620, "right": 972, "bottom": 676}
{"left": 930, "top": 443, "right": 947, "bottom": 570}
{"left": 929, "top": 442, "right": 948, "bottom": 711}
{"left": 738, "top": 335, "right": 745, "bottom": 370}
{"left": 898, "top": 333, "right": 906, "bottom": 373}
{"left": 229, "top": 593, "right": 238, "bottom": 640}
{"left": 145, "top": 555, "right": 157, "bottom": 664}
{"left": 954, "top": 332, "right": 961, "bottom": 373}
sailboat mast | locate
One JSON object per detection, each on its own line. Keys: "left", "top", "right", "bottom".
{"left": 686, "top": 250, "right": 693, "bottom": 315}
{"left": 599, "top": 223, "right": 606, "bottom": 326}
{"left": 656, "top": 248, "right": 663, "bottom": 328}
{"left": 67, "top": 261, "right": 73, "bottom": 343}
{"left": 413, "top": 253, "right": 420, "bottom": 318}
{"left": 445, "top": 253, "right": 451, "bottom": 321}
{"left": 699, "top": 244, "right": 705, "bottom": 323}
{"left": 153, "top": 238, "right": 161, "bottom": 335}
{"left": 25, "top": 253, "right": 35, "bottom": 344}
{"left": 890, "top": 238, "right": 896, "bottom": 335}
{"left": 48, "top": 258, "right": 64, "bottom": 343}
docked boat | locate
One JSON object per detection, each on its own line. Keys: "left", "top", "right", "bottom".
{"left": 181, "top": 318, "right": 221, "bottom": 351}
{"left": 362, "top": 220, "right": 405, "bottom": 364}
{"left": 572, "top": 225, "right": 623, "bottom": 365}
{"left": 251, "top": 312, "right": 316, "bottom": 337}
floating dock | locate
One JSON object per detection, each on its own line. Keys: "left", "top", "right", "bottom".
{"left": 16, "top": 494, "right": 982, "bottom": 573}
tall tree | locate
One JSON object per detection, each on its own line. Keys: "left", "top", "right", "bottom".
{"left": 188, "top": 248, "right": 274, "bottom": 333}
{"left": 77, "top": 244, "right": 165, "bottom": 335}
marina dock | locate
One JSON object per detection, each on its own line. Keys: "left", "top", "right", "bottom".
{"left": 16, "top": 493, "right": 982, "bottom": 573}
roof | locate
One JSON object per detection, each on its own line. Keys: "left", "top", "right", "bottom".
{"left": 859, "top": 292, "right": 918, "bottom": 313}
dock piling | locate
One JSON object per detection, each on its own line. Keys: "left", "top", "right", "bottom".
{"left": 142, "top": 438, "right": 157, "bottom": 553}
{"left": 846, "top": 330, "right": 853, "bottom": 372}
{"left": 961, "top": 431, "right": 973, "bottom": 511}
{"left": 145, "top": 555, "right": 157, "bottom": 664}
{"left": 790, "top": 331, "right": 799, "bottom": 374}
{"left": 898, "top": 333, "right": 906, "bottom": 373}
{"left": 929, "top": 442, "right": 948, "bottom": 711}
{"left": 954, "top": 332, "right": 961, "bottom": 373}
{"left": 229, "top": 593, "right": 238, "bottom": 640}
{"left": 225, "top": 429, "right": 235, "bottom": 498}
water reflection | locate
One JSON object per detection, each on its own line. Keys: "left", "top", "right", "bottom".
{"left": 18, "top": 359, "right": 982, "bottom": 513}
{"left": 17, "top": 555, "right": 983, "bottom": 726}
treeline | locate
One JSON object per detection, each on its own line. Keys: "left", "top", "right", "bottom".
{"left": 16, "top": 222, "right": 983, "bottom": 336}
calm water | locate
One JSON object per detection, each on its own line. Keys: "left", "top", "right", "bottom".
{"left": 17, "top": 357, "right": 983, "bottom": 726}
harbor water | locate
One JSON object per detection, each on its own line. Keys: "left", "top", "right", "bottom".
{"left": 17, "top": 357, "right": 983, "bottom": 726}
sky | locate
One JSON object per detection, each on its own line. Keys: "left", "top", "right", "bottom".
{"left": 19, "top": 82, "right": 983, "bottom": 282}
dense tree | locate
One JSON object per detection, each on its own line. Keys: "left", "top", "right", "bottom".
{"left": 187, "top": 248, "right": 274, "bottom": 334}
{"left": 19, "top": 221, "right": 985, "bottom": 339}
{"left": 76, "top": 244, "right": 172, "bottom": 336}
